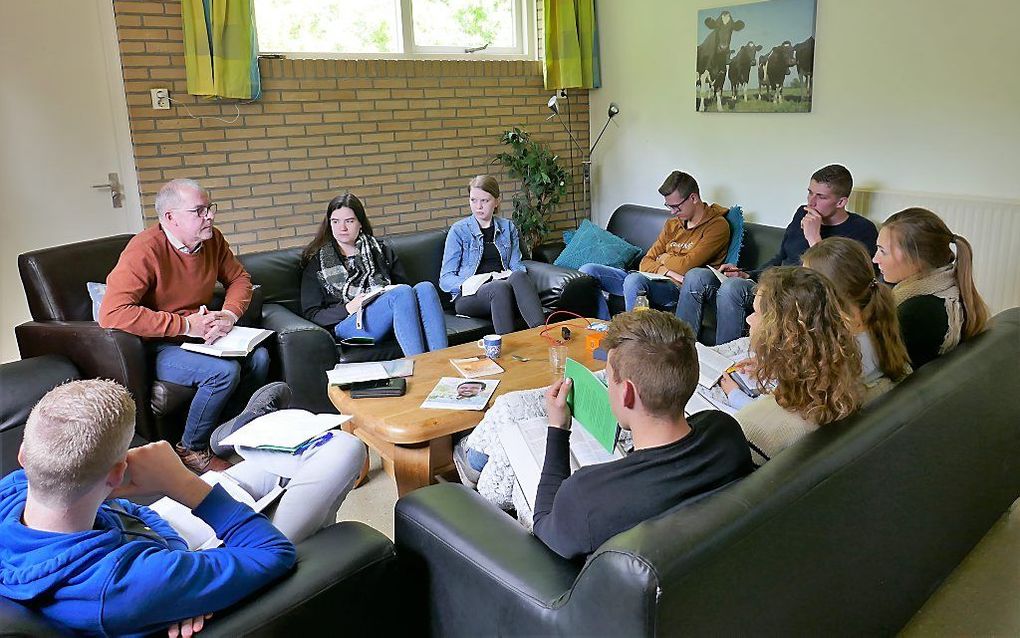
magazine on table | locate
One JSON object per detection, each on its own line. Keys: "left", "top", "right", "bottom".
{"left": 460, "top": 270, "right": 512, "bottom": 297}
{"left": 499, "top": 416, "right": 624, "bottom": 510}
{"left": 420, "top": 377, "right": 499, "bottom": 410}
{"left": 450, "top": 356, "right": 504, "bottom": 378}
{"left": 181, "top": 326, "right": 273, "bottom": 358}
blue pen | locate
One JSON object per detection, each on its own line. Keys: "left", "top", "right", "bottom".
{"left": 308, "top": 431, "right": 334, "bottom": 451}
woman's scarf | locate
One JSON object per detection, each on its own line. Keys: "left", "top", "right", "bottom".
{"left": 893, "top": 263, "right": 964, "bottom": 355}
{"left": 316, "top": 233, "right": 390, "bottom": 303}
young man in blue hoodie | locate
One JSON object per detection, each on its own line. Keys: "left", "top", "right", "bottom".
{"left": 0, "top": 379, "right": 297, "bottom": 637}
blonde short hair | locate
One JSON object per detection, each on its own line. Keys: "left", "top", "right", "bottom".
{"left": 22, "top": 380, "right": 136, "bottom": 507}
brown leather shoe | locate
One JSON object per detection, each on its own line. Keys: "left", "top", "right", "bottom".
{"left": 175, "top": 443, "right": 233, "bottom": 474}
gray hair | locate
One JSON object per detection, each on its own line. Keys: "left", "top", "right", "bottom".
{"left": 155, "top": 178, "right": 208, "bottom": 217}
{"left": 22, "top": 380, "right": 136, "bottom": 507}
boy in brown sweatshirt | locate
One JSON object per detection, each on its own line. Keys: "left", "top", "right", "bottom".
{"left": 579, "top": 171, "right": 731, "bottom": 319}
{"left": 99, "top": 179, "right": 268, "bottom": 473}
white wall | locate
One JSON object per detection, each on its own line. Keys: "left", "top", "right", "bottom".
{"left": 589, "top": 0, "right": 1020, "bottom": 227}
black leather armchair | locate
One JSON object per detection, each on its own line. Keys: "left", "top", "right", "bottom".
{"left": 395, "top": 309, "right": 1020, "bottom": 636}
{"left": 16, "top": 235, "right": 262, "bottom": 442}
{"left": 531, "top": 204, "right": 786, "bottom": 344}
{"left": 239, "top": 228, "right": 599, "bottom": 413}
{"left": 0, "top": 355, "right": 402, "bottom": 637}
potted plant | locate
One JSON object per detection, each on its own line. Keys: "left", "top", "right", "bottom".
{"left": 492, "top": 127, "right": 570, "bottom": 254}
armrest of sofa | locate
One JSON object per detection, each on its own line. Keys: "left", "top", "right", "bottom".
{"left": 524, "top": 260, "right": 600, "bottom": 318}
{"left": 14, "top": 321, "right": 157, "bottom": 440}
{"left": 259, "top": 304, "right": 339, "bottom": 414}
{"left": 202, "top": 521, "right": 398, "bottom": 637}
{"left": 532, "top": 240, "right": 566, "bottom": 264}
{"left": 395, "top": 483, "right": 581, "bottom": 633}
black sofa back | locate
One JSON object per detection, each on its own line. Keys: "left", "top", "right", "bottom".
{"left": 394, "top": 308, "right": 1020, "bottom": 636}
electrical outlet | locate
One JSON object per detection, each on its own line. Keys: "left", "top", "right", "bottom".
{"left": 150, "top": 88, "right": 170, "bottom": 110}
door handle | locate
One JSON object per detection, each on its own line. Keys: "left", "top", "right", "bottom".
{"left": 91, "top": 172, "right": 124, "bottom": 208}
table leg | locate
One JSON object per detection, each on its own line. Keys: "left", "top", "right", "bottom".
{"left": 392, "top": 435, "right": 455, "bottom": 497}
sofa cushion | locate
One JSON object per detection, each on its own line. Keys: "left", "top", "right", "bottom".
{"left": 553, "top": 220, "right": 642, "bottom": 270}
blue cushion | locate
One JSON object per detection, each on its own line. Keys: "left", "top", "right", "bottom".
{"left": 724, "top": 205, "right": 744, "bottom": 265}
{"left": 553, "top": 219, "right": 643, "bottom": 270}
{"left": 562, "top": 229, "right": 576, "bottom": 245}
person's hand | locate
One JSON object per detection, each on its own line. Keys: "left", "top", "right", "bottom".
{"left": 665, "top": 270, "right": 684, "bottom": 285}
{"left": 202, "top": 311, "right": 235, "bottom": 344}
{"left": 801, "top": 207, "right": 823, "bottom": 246}
{"left": 183, "top": 306, "right": 218, "bottom": 339}
{"left": 345, "top": 294, "right": 367, "bottom": 315}
{"left": 167, "top": 613, "right": 212, "bottom": 638}
{"left": 731, "top": 356, "right": 756, "bottom": 374}
{"left": 109, "top": 442, "right": 212, "bottom": 508}
{"left": 545, "top": 378, "right": 573, "bottom": 430}
{"left": 719, "top": 263, "right": 750, "bottom": 279}
{"left": 719, "top": 372, "right": 740, "bottom": 395}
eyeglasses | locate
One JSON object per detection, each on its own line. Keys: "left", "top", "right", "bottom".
{"left": 664, "top": 193, "right": 693, "bottom": 212}
{"left": 172, "top": 203, "right": 217, "bottom": 219}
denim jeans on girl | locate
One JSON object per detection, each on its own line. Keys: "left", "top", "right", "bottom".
{"left": 334, "top": 282, "right": 448, "bottom": 356}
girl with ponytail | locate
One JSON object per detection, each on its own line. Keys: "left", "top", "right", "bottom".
{"left": 873, "top": 208, "right": 989, "bottom": 367}
{"left": 803, "top": 237, "right": 911, "bottom": 399}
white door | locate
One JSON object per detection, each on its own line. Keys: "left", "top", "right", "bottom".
{"left": 0, "top": 0, "right": 143, "bottom": 362}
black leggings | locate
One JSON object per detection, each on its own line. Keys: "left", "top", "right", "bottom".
{"left": 454, "top": 270, "right": 546, "bottom": 334}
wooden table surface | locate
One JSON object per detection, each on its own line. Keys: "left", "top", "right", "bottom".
{"left": 329, "top": 319, "right": 605, "bottom": 495}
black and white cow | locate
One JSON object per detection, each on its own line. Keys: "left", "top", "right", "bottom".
{"left": 696, "top": 10, "right": 744, "bottom": 112}
{"left": 757, "top": 54, "right": 769, "bottom": 99}
{"left": 762, "top": 41, "right": 796, "bottom": 103}
{"left": 794, "top": 36, "right": 815, "bottom": 98}
{"left": 728, "top": 41, "right": 762, "bottom": 103}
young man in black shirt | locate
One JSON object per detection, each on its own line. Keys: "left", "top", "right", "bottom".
{"left": 532, "top": 310, "right": 753, "bottom": 560}
{"left": 675, "top": 164, "right": 878, "bottom": 345}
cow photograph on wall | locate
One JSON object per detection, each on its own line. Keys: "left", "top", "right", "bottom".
{"left": 696, "top": 0, "right": 817, "bottom": 113}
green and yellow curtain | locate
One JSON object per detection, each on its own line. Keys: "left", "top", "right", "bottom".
{"left": 182, "top": 0, "right": 261, "bottom": 99}
{"left": 544, "top": 0, "right": 601, "bottom": 90}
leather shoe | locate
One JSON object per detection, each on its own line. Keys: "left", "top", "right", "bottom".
{"left": 175, "top": 443, "right": 232, "bottom": 474}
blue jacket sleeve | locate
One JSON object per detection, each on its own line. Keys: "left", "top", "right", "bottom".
{"left": 439, "top": 227, "right": 467, "bottom": 294}
{"left": 506, "top": 221, "right": 526, "bottom": 272}
{"left": 100, "top": 485, "right": 296, "bottom": 636}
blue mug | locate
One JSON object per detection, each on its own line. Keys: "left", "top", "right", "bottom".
{"left": 477, "top": 334, "right": 502, "bottom": 359}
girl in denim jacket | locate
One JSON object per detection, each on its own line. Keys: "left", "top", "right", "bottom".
{"left": 439, "top": 175, "right": 545, "bottom": 334}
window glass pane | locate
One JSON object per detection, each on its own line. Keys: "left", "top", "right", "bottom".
{"left": 255, "top": 0, "right": 400, "bottom": 54}
{"left": 412, "top": 0, "right": 515, "bottom": 48}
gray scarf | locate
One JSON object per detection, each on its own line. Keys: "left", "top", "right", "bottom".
{"left": 317, "top": 233, "right": 390, "bottom": 304}
{"left": 893, "top": 264, "right": 964, "bottom": 355}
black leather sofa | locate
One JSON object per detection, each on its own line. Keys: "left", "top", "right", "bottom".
{"left": 394, "top": 308, "right": 1020, "bottom": 636}
{"left": 239, "top": 228, "right": 598, "bottom": 413}
{"left": 0, "top": 355, "right": 401, "bottom": 637}
{"left": 532, "top": 203, "right": 785, "bottom": 344}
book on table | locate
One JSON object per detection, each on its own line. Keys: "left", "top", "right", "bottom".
{"left": 450, "top": 356, "right": 505, "bottom": 378}
{"left": 460, "top": 270, "right": 512, "bottom": 297}
{"left": 327, "top": 359, "right": 415, "bottom": 387}
{"left": 181, "top": 326, "right": 273, "bottom": 357}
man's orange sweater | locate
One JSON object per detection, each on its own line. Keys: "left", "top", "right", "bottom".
{"left": 98, "top": 225, "right": 252, "bottom": 338}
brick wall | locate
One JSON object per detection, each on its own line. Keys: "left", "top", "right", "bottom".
{"left": 113, "top": 0, "right": 590, "bottom": 254}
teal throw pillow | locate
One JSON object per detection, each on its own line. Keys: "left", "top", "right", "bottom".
{"left": 562, "top": 229, "right": 576, "bottom": 245}
{"left": 553, "top": 219, "right": 643, "bottom": 270}
{"left": 724, "top": 205, "right": 745, "bottom": 265}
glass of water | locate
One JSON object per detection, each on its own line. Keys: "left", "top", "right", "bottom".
{"left": 549, "top": 344, "right": 568, "bottom": 379}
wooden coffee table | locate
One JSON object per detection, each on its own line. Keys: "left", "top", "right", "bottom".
{"left": 329, "top": 320, "right": 605, "bottom": 496}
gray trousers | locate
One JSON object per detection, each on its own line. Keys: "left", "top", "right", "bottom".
{"left": 207, "top": 421, "right": 366, "bottom": 543}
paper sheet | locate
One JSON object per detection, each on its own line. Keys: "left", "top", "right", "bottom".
{"left": 218, "top": 409, "right": 350, "bottom": 450}
{"left": 564, "top": 358, "right": 618, "bottom": 453}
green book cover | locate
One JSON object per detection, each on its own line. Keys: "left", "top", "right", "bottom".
{"left": 565, "top": 358, "right": 618, "bottom": 453}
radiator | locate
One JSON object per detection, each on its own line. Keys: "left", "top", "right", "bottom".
{"left": 849, "top": 189, "right": 1020, "bottom": 314}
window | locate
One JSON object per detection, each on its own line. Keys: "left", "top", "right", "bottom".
{"left": 255, "top": 0, "right": 534, "bottom": 59}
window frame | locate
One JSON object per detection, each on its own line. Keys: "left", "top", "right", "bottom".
{"left": 256, "top": 0, "right": 536, "bottom": 61}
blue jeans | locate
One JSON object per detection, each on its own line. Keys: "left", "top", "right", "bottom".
{"left": 152, "top": 343, "right": 270, "bottom": 450}
{"left": 675, "top": 267, "right": 756, "bottom": 345}
{"left": 578, "top": 264, "right": 682, "bottom": 320}
{"left": 335, "top": 282, "right": 448, "bottom": 356}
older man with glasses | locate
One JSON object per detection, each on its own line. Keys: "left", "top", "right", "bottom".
{"left": 99, "top": 178, "right": 269, "bottom": 473}
{"left": 578, "top": 170, "right": 732, "bottom": 319}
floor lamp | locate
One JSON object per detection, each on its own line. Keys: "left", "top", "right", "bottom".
{"left": 547, "top": 95, "right": 620, "bottom": 224}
